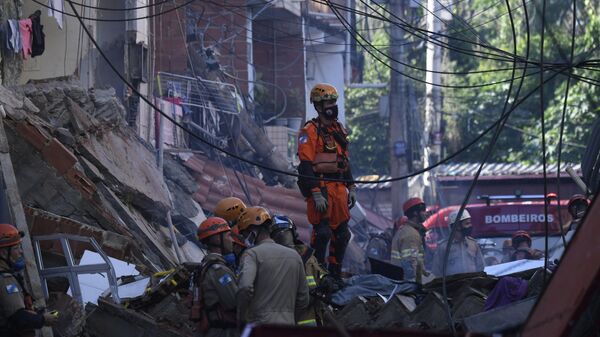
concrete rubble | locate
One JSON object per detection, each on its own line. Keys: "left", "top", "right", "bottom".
{"left": 0, "top": 81, "right": 205, "bottom": 336}
{"left": 0, "top": 81, "right": 552, "bottom": 336}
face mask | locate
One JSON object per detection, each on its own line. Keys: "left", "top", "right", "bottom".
{"left": 461, "top": 227, "right": 473, "bottom": 237}
{"left": 322, "top": 105, "right": 338, "bottom": 120}
{"left": 12, "top": 256, "right": 25, "bottom": 272}
{"left": 223, "top": 253, "right": 237, "bottom": 269}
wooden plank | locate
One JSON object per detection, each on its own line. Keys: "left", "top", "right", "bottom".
{"left": 0, "top": 116, "right": 53, "bottom": 337}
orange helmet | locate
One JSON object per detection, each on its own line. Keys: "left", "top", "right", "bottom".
{"left": 214, "top": 197, "right": 247, "bottom": 223}
{"left": 403, "top": 197, "right": 425, "bottom": 213}
{"left": 310, "top": 83, "right": 339, "bottom": 104}
{"left": 230, "top": 225, "right": 246, "bottom": 248}
{"left": 237, "top": 207, "right": 271, "bottom": 232}
{"left": 197, "top": 217, "right": 230, "bottom": 241}
{"left": 0, "top": 224, "right": 23, "bottom": 248}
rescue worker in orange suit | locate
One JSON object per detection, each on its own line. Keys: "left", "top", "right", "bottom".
{"left": 391, "top": 198, "right": 429, "bottom": 283}
{"left": 297, "top": 83, "right": 356, "bottom": 277}
{"left": 431, "top": 210, "right": 485, "bottom": 278}
{"left": 270, "top": 215, "right": 327, "bottom": 326}
{"left": 236, "top": 207, "right": 309, "bottom": 325}
{"left": 0, "top": 224, "right": 57, "bottom": 336}
{"left": 214, "top": 197, "right": 247, "bottom": 226}
{"left": 193, "top": 217, "right": 238, "bottom": 337}
{"left": 510, "top": 230, "right": 544, "bottom": 261}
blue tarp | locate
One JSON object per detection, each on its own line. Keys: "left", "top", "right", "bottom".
{"left": 331, "top": 274, "right": 420, "bottom": 306}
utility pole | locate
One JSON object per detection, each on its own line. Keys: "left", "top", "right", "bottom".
{"left": 424, "top": 0, "right": 443, "bottom": 204}
{"left": 389, "top": 0, "right": 409, "bottom": 220}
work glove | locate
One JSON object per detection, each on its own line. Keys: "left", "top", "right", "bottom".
{"left": 348, "top": 185, "right": 357, "bottom": 209}
{"left": 312, "top": 190, "right": 328, "bottom": 213}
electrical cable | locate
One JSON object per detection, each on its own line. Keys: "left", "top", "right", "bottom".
{"left": 328, "top": 0, "right": 600, "bottom": 87}
{"left": 326, "top": 0, "right": 525, "bottom": 63}
{"left": 326, "top": 0, "right": 546, "bottom": 77}
{"left": 540, "top": 0, "right": 550, "bottom": 285}
{"left": 66, "top": 0, "right": 530, "bottom": 186}
{"left": 67, "top": 0, "right": 589, "bottom": 189}
{"left": 554, "top": 0, "right": 578, "bottom": 249}
{"left": 173, "top": 0, "right": 256, "bottom": 205}
{"left": 68, "top": 0, "right": 175, "bottom": 11}
{"left": 325, "top": 0, "right": 553, "bottom": 89}
{"left": 32, "top": 0, "right": 194, "bottom": 22}
{"left": 440, "top": 0, "right": 545, "bottom": 331}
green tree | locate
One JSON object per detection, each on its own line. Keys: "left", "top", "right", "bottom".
{"left": 442, "top": 0, "right": 600, "bottom": 164}
{"left": 346, "top": 28, "right": 391, "bottom": 175}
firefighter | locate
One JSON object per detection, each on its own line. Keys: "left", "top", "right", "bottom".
{"left": 0, "top": 224, "right": 57, "bottom": 336}
{"left": 510, "top": 230, "right": 544, "bottom": 261}
{"left": 270, "top": 215, "right": 327, "bottom": 326}
{"left": 390, "top": 198, "right": 428, "bottom": 282}
{"left": 431, "top": 210, "right": 485, "bottom": 277}
{"left": 236, "top": 207, "right": 309, "bottom": 325}
{"left": 214, "top": 197, "right": 247, "bottom": 226}
{"left": 297, "top": 83, "right": 356, "bottom": 277}
{"left": 567, "top": 194, "right": 590, "bottom": 231}
{"left": 193, "top": 217, "right": 238, "bottom": 337}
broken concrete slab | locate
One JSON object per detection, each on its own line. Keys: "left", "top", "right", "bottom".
{"left": 408, "top": 292, "right": 449, "bottom": 331}
{"left": 85, "top": 299, "right": 184, "bottom": 337}
{"left": 463, "top": 297, "right": 537, "bottom": 334}
{"left": 47, "top": 292, "right": 85, "bottom": 337}
{"left": 163, "top": 154, "right": 198, "bottom": 195}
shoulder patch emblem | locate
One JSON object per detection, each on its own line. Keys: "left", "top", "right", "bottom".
{"left": 5, "top": 283, "right": 20, "bottom": 294}
{"left": 218, "top": 274, "right": 233, "bottom": 286}
{"left": 298, "top": 132, "right": 308, "bottom": 144}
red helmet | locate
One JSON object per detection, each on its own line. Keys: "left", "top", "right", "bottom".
{"left": 230, "top": 225, "right": 246, "bottom": 248}
{"left": 197, "top": 217, "right": 230, "bottom": 241}
{"left": 0, "top": 224, "right": 23, "bottom": 248}
{"left": 403, "top": 197, "right": 425, "bottom": 213}
{"left": 512, "top": 230, "right": 532, "bottom": 248}
{"left": 568, "top": 194, "right": 589, "bottom": 208}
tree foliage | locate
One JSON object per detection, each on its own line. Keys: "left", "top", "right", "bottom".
{"left": 345, "top": 26, "right": 391, "bottom": 175}
{"left": 443, "top": 0, "right": 600, "bottom": 164}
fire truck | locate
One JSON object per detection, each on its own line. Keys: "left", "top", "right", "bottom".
{"left": 423, "top": 194, "right": 572, "bottom": 265}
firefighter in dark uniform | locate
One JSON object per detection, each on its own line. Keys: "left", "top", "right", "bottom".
{"left": 0, "top": 223, "right": 57, "bottom": 336}
{"left": 297, "top": 83, "right": 357, "bottom": 277}
{"left": 193, "top": 217, "right": 238, "bottom": 337}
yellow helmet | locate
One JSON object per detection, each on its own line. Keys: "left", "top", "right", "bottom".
{"left": 310, "top": 83, "right": 339, "bottom": 104}
{"left": 215, "top": 197, "right": 247, "bottom": 223}
{"left": 237, "top": 206, "right": 272, "bottom": 232}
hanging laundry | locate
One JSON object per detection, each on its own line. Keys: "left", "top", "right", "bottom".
{"left": 47, "top": 0, "right": 64, "bottom": 29}
{"left": 29, "top": 11, "right": 45, "bottom": 57}
{"left": 7, "top": 19, "right": 21, "bottom": 53}
{"left": 19, "top": 18, "right": 33, "bottom": 59}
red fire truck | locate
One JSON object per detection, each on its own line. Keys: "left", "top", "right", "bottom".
{"left": 423, "top": 194, "right": 572, "bottom": 265}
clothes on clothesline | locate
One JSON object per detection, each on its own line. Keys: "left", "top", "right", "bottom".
{"left": 1, "top": 12, "right": 45, "bottom": 58}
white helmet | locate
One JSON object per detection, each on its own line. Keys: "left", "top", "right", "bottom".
{"left": 448, "top": 209, "right": 471, "bottom": 225}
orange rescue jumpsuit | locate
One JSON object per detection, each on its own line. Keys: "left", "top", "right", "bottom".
{"left": 297, "top": 119, "right": 353, "bottom": 275}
